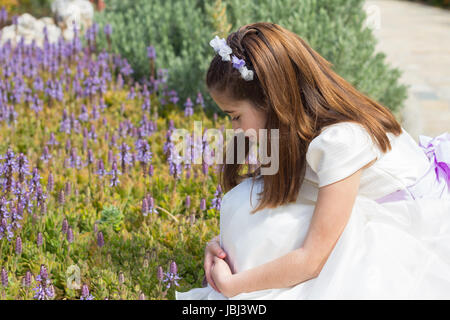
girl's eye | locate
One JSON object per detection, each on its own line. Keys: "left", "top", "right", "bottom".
{"left": 232, "top": 116, "right": 240, "bottom": 121}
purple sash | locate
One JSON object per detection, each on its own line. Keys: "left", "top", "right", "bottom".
{"left": 375, "top": 132, "right": 450, "bottom": 204}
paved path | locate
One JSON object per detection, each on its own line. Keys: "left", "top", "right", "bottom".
{"left": 364, "top": 0, "right": 450, "bottom": 142}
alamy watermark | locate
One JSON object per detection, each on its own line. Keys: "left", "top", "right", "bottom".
{"left": 66, "top": 264, "right": 81, "bottom": 290}
{"left": 170, "top": 121, "right": 280, "bottom": 175}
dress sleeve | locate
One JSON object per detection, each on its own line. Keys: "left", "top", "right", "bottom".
{"left": 306, "top": 122, "right": 381, "bottom": 187}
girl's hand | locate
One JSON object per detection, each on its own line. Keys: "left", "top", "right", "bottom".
{"left": 211, "top": 256, "right": 236, "bottom": 298}
{"left": 204, "top": 236, "right": 227, "bottom": 293}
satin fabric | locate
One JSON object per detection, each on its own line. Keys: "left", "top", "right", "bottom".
{"left": 176, "top": 124, "right": 450, "bottom": 300}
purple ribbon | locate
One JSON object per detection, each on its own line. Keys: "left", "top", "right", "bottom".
{"left": 375, "top": 131, "right": 449, "bottom": 204}
{"left": 418, "top": 132, "right": 450, "bottom": 187}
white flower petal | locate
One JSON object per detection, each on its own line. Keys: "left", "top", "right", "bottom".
{"left": 239, "top": 66, "right": 254, "bottom": 81}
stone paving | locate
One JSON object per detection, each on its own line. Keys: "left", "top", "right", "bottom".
{"left": 364, "top": 0, "right": 450, "bottom": 142}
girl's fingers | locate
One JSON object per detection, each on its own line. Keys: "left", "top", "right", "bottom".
{"left": 204, "top": 256, "right": 220, "bottom": 292}
{"left": 205, "top": 266, "right": 220, "bottom": 292}
{"left": 210, "top": 242, "right": 227, "bottom": 258}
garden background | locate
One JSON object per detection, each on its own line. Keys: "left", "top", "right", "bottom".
{"left": 0, "top": 0, "right": 448, "bottom": 299}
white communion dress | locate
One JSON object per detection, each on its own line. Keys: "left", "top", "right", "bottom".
{"left": 176, "top": 122, "right": 450, "bottom": 300}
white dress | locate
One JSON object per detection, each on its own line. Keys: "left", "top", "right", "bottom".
{"left": 176, "top": 122, "right": 450, "bottom": 300}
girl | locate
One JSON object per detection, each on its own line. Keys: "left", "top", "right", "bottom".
{"left": 176, "top": 22, "right": 450, "bottom": 299}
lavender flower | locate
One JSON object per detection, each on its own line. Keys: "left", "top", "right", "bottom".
{"left": 210, "top": 184, "right": 223, "bottom": 211}
{"left": 40, "top": 146, "right": 52, "bottom": 163}
{"left": 200, "top": 198, "right": 206, "bottom": 211}
{"left": 61, "top": 218, "right": 68, "bottom": 234}
{"left": 107, "top": 160, "right": 121, "bottom": 187}
{"left": 184, "top": 97, "right": 194, "bottom": 117}
{"left": 1, "top": 267, "right": 8, "bottom": 287}
{"left": 148, "top": 164, "right": 154, "bottom": 177}
{"left": 58, "top": 189, "right": 65, "bottom": 206}
{"left": 46, "top": 132, "right": 59, "bottom": 147}
{"left": 0, "top": 148, "right": 17, "bottom": 192}
{"left": 47, "top": 172, "right": 54, "bottom": 192}
{"left": 67, "top": 227, "right": 74, "bottom": 243}
{"left": 16, "top": 153, "right": 30, "bottom": 183}
{"left": 78, "top": 104, "right": 89, "bottom": 122}
{"left": 0, "top": 7, "right": 7, "bottom": 25}
{"left": 162, "top": 261, "right": 181, "bottom": 289}
{"left": 87, "top": 149, "right": 95, "bottom": 165}
{"left": 15, "top": 235, "right": 22, "bottom": 255}
{"left": 103, "top": 24, "right": 112, "bottom": 37}
{"left": 147, "top": 196, "right": 158, "bottom": 216}
{"left": 69, "top": 147, "right": 83, "bottom": 169}
{"left": 141, "top": 198, "right": 148, "bottom": 216}
{"left": 196, "top": 91, "right": 204, "bottom": 108}
{"left": 185, "top": 195, "right": 191, "bottom": 209}
{"left": 97, "top": 231, "right": 104, "bottom": 247}
{"left": 156, "top": 266, "right": 164, "bottom": 282}
{"left": 33, "top": 265, "right": 54, "bottom": 300}
{"left": 136, "top": 139, "right": 152, "bottom": 165}
{"left": 118, "top": 142, "right": 132, "bottom": 173}
{"left": 80, "top": 284, "right": 94, "bottom": 300}
{"left": 23, "top": 271, "right": 32, "bottom": 287}
{"left": 147, "top": 46, "right": 156, "bottom": 60}
{"left": 89, "top": 125, "right": 97, "bottom": 141}
{"left": 65, "top": 181, "right": 71, "bottom": 197}
{"left": 37, "top": 232, "right": 43, "bottom": 247}
{"left": 96, "top": 159, "right": 106, "bottom": 177}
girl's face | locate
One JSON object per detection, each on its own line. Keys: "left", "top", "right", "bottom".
{"left": 210, "top": 90, "right": 267, "bottom": 134}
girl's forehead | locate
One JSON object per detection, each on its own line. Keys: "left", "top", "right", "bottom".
{"left": 210, "top": 90, "right": 254, "bottom": 112}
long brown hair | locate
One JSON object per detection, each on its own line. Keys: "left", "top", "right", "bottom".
{"left": 206, "top": 22, "right": 402, "bottom": 214}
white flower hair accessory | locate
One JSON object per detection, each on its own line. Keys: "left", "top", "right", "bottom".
{"left": 209, "top": 35, "right": 254, "bottom": 81}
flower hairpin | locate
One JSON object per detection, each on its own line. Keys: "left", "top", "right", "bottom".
{"left": 209, "top": 35, "right": 254, "bottom": 81}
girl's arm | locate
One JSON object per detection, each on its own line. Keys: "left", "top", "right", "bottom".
{"left": 212, "top": 164, "right": 368, "bottom": 298}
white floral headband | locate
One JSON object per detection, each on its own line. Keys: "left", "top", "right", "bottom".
{"left": 209, "top": 35, "right": 254, "bottom": 81}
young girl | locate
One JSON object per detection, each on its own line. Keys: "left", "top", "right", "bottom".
{"left": 176, "top": 22, "right": 450, "bottom": 299}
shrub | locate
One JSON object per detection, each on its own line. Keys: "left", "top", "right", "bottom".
{"left": 406, "top": 0, "right": 449, "bottom": 8}
{"left": 95, "top": 0, "right": 407, "bottom": 114}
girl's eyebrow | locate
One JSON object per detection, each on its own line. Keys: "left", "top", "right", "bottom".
{"left": 223, "top": 110, "right": 234, "bottom": 114}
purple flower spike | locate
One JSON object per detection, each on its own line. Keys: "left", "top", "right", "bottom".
{"left": 15, "top": 235, "right": 22, "bottom": 255}
{"left": 156, "top": 266, "right": 164, "bottom": 282}
{"left": 162, "top": 262, "right": 181, "bottom": 289}
{"left": 32, "top": 264, "right": 54, "bottom": 300}
{"left": 104, "top": 24, "right": 112, "bottom": 37}
{"left": 0, "top": 7, "right": 7, "bottom": 25}
{"left": 80, "top": 284, "right": 94, "bottom": 300}
{"left": 147, "top": 46, "right": 156, "bottom": 60}
{"left": 1, "top": 267, "right": 8, "bottom": 287}
{"left": 37, "top": 232, "right": 43, "bottom": 247}
{"left": 24, "top": 271, "right": 32, "bottom": 287}
{"left": 210, "top": 184, "right": 223, "bottom": 211}
{"left": 142, "top": 198, "right": 149, "bottom": 217}
{"left": 200, "top": 198, "right": 206, "bottom": 211}
{"left": 170, "top": 261, "right": 178, "bottom": 274}
{"left": 62, "top": 218, "right": 68, "bottom": 234}
{"left": 67, "top": 227, "right": 74, "bottom": 243}
{"left": 196, "top": 92, "right": 204, "bottom": 108}
{"left": 97, "top": 231, "right": 104, "bottom": 247}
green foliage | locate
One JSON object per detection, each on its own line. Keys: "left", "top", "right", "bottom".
{"left": 99, "top": 205, "right": 125, "bottom": 233}
{"left": 406, "top": 0, "right": 449, "bottom": 8}
{"left": 95, "top": 0, "right": 213, "bottom": 113}
{"left": 3, "top": 0, "right": 53, "bottom": 18}
{"left": 96, "top": 0, "right": 407, "bottom": 114}
{"left": 0, "top": 60, "right": 224, "bottom": 300}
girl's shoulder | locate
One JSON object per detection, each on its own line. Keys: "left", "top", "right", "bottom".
{"left": 306, "top": 121, "right": 381, "bottom": 187}
{"left": 316, "top": 120, "right": 366, "bottom": 137}
{"left": 309, "top": 121, "right": 375, "bottom": 153}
